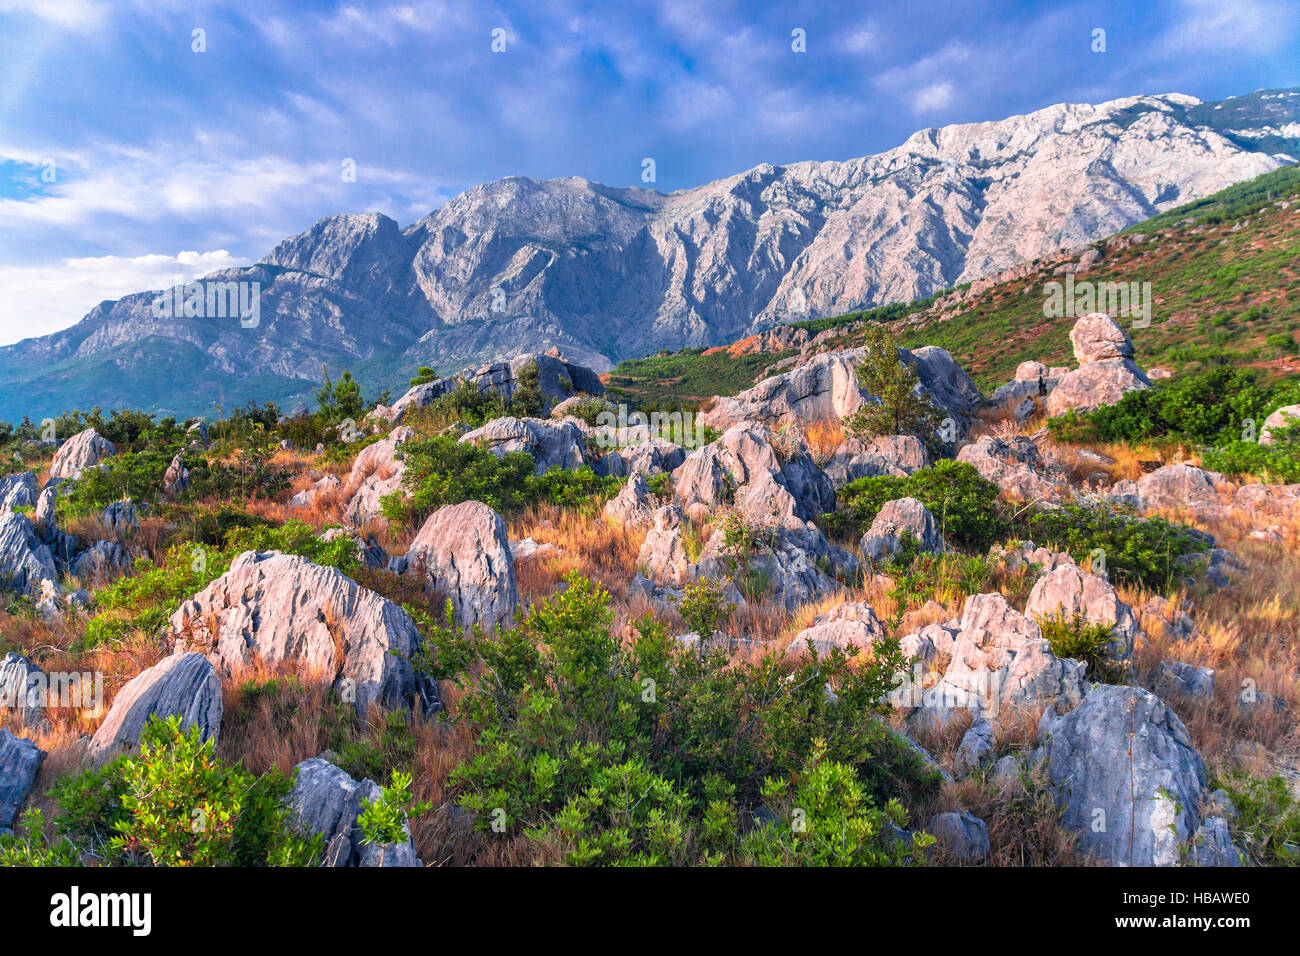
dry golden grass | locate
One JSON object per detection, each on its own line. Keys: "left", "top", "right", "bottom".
{"left": 801, "top": 418, "right": 844, "bottom": 465}
{"left": 7, "top": 413, "right": 1299, "bottom": 868}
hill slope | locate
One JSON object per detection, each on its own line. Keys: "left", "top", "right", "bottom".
{"left": 607, "top": 162, "right": 1300, "bottom": 405}
{"left": 1, "top": 89, "right": 1298, "bottom": 423}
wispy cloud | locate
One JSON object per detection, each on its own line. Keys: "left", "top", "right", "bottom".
{"left": 913, "top": 81, "right": 955, "bottom": 114}
{"left": 0, "top": 250, "right": 248, "bottom": 344}
{"left": 0, "top": 0, "right": 1296, "bottom": 345}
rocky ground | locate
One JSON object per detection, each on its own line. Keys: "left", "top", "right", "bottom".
{"left": 1, "top": 313, "right": 1297, "bottom": 869}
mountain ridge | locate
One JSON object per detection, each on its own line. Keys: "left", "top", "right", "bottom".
{"left": 1, "top": 86, "right": 1298, "bottom": 423}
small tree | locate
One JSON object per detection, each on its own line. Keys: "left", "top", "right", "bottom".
{"left": 410, "top": 366, "right": 438, "bottom": 387}
{"left": 847, "top": 325, "right": 941, "bottom": 439}
{"left": 333, "top": 371, "right": 364, "bottom": 421}
{"left": 316, "top": 366, "right": 365, "bottom": 422}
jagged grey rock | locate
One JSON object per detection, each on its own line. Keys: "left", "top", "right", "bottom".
{"left": 0, "top": 728, "right": 45, "bottom": 829}
{"left": 990, "top": 540, "right": 1076, "bottom": 576}
{"left": 1025, "top": 564, "right": 1138, "bottom": 663}
{"left": 702, "top": 348, "right": 981, "bottom": 437}
{"left": 903, "top": 593, "right": 1087, "bottom": 725}
{"left": 1191, "top": 817, "right": 1241, "bottom": 867}
{"left": 372, "top": 377, "right": 457, "bottom": 424}
{"left": 1151, "top": 660, "right": 1215, "bottom": 700}
{"left": 599, "top": 436, "right": 688, "bottom": 478}
{"left": 954, "top": 717, "right": 996, "bottom": 774}
{"left": 48, "top": 428, "right": 115, "bottom": 481}
{"left": 71, "top": 539, "right": 130, "bottom": 587}
{"left": 163, "top": 452, "right": 190, "bottom": 495}
{"left": 1036, "top": 684, "right": 1208, "bottom": 867}
{"left": 34, "top": 485, "right": 57, "bottom": 540}
{"left": 824, "top": 434, "right": 929, "bottom": 488}
{"left": 787, "top": 602, "right": 887, "bottom": 656}
{"left": 341, "top": 425, "right": 413, "bottom": 526}
{"left": 956, "top": 435, "right": 1063, "bottom": 501}
{"left": 459, "top": 416, "right": 591, "bottom": 475}
{"left": 1069, "top": 312, "right": 1136, "bottom": 363}
{"left": 927, "top": 811, "right": 990, "bottom": 863}
{"left": 700, "top": 353, "right": 866, "bottom": 430}
{"left": 102, "top": 500, "right": 140, "bottom": 535}
{"left": 403, "top": 500, "right": 519, "bottom": 630}
{"left": 1047, "top": 359, "right": 1152, "bottom": 416}
{"left": 861, "top": 497, "right": 942, "bottom": 560}
{"left": 0, "top": 652, "right": 49, "bottom": 731}
{"left": 286, "top": 757, "right": 422, "bottom": 867}
{"left": 1124, "top": 462, "right": 1230, "bottom": 514}
{"left": 0, "top": 512, "right": 58, "bottom": 597}
{"left": 465, "top": 352, "right": 605, "bottom": 412}
{"left": 0, "top": 472, "right": 37, "bottom": 512}
{"left": 173, "top": 551, "right": 433, "bottom": 715}
{"left": 89, "top": 652, "right": 223, "bottom": 763}
{"left": 637, "top": 505, "right": 693, "bottom": 587}
{"left": 603, "top": 471, "right": 657, "bottom": 527}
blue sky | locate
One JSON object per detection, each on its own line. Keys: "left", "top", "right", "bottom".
{"left": 0, "top": 0, "right": 1297, "bottom": 345}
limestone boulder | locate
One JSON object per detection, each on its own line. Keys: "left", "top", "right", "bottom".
{"left": 172, "top": 551, "right": 434, "bottom": 715}
{"left": 403, "top": 501, "right": 519, "bottom": 630}
{"left": 48, "top": 428, "right": 115, "bottom": 481}
{"left": 1036, "top": 684, "right": 1209, "bottom": 866}
{"left": 89, "top": 652, "right": 223, "bottom": 762}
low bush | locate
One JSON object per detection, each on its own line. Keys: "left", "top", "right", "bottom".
{"left": 1018, "top": 504, "right": 1204, "bottom": 593}
{"left": 380, "top": 434, "right": 622, "bottom": 527}
{"left": 1, "top": 716, "right": 320, "bottom": 867}
{"left": 1200, "top": 440, "right": 1300, "bottom": 483}
{"left": 1035, "top": 612, "right": 1126, "bottom": 683}
{"left": 1215, "top": 772, "right": 1300, "bottom": 867}
{"left": 825, "top": 461, "right": 1004, "bottom": 552}
{"left": 1047, "top": 367, "right": 1300, "bottom": 445}
{"left": 409, "top": 572, "right": 940, "bottom": 866}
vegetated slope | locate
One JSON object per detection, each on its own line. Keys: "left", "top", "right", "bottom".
{"left": 606, "top": 162, "right": 1300, "bottom": 404}
{"left": 1, "top": 88, "right": 1298, "bottom": 424}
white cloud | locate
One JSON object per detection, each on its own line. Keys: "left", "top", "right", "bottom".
{"left": 0, "top": 250, "right": 247, "bottom": 345}
{"left": 1154, "top": 0, "right": 1296, "bottom": 57}
{"left": 837, "top": 22, "right": 879, "bottom": 55}
{"left": 0, "top": 0, "right": 109, "bottom": 31}
{"left": 913, "top": 81, "right": 954, "bottom": 113}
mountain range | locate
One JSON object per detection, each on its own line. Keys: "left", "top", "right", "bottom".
{"left": 1, "top": 86, "right": 1298, "bottom": 423}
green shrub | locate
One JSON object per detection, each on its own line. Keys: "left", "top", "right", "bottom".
{"left": 826, "top": 461, "right": 1004, "bottom": 552}
{"left": 357, "top": 770, "right": 431, "bottom": 850}
{"left": 1200, "top": 440, "right": 1300, "bottom": 483}
{"left": 1018, "top": 504, "right": 1205, "bottom": 592}
{"left": 738, "top": 740, "right": 934, "bottom": 866}
{"left": 674, "top": 578, "right": 731, "bottom": 639}
{"left": 34, "top": 716, "right": 320, "bottom": 867}
{"left": 419, "top": 377, "right": 514, "bottom": 428}
{"left": 321, "top": 704, "right": 422, "bottom": 783}
{"left": 380, "top": 435, "right": 534, "bottom": 524}
{"left": 883, "top": 551, "right": 998, "bottom": 626}
{"left": 380, "top": 434, "right": 622, "bottom": 527}
{"left": 59, "top": 447, "right": 179, "bottom": 518}
{"left": 225, "top": 519, "right": 360, "bottom": 573}
{"left": 1215, "top": 772, "right": 1300, "bottom": 866}
{"left": 0, "top": 809, "right": 82, "bottom": 866}
{"left": 1047, "top": 367, "right": 1300, "bottom": 445}
{"left": 1035, "top": 612, "right": 1125, "bottom": 683}
{"left": 412, "top": 571, "right": 939, "bottom": 865}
